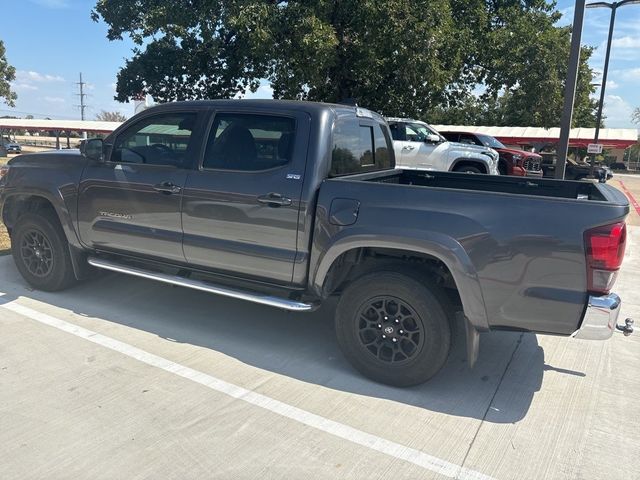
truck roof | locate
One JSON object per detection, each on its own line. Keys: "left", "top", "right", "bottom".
{"left": 140, "top": 99, "right": 385, "bottom": 122}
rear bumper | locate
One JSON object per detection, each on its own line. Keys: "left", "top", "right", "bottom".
{"left": 573, "top": 293, "right": 621, "bottom": 340}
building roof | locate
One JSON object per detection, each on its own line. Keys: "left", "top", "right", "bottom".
{"left": 432, "top": 125, "right": 639, "bottom": 149}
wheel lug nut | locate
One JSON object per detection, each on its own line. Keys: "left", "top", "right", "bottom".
{"left": 395, "top": 319, "right": 400, "bottom": 324}
{"left": 399, "top": 330, "right": 404, "bottom": 334}
{"left": 377, "top": 324, "right": 382, "bottom": 329}
{"left": 384, "top": 316, "right": 388, "bottom": 320}
{"left": 392, "top": 338, "right": 397, "bottom": 343}
{"left": 382, "top": 334, "right": 386, "bottom": 339}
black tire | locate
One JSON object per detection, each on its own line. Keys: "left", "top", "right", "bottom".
{"left": 498, "top": 163, "right": 508, "bottom": 176}
{"left": 11, "top": 211, "right": 76, "bottom": 291}
{"left": 454, "top": 165, "right": 483, "bottom": 174}
{"left": 335, "top": 270, "right": 451, "bottom": 387}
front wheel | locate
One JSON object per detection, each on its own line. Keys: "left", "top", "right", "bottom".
{"left": 335, "top": 270, "right": 451, "bottom": 387}
{"left": 454, "top": 165, "right": 483, "bottom": 174}
{"left": 11, "top": 212, "right": 76, "bottom": 291}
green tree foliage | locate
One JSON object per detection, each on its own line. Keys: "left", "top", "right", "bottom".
{"left": 0, "top": 40, "right": 17, "bottom": 107}
{"left": 632, "top": 107, "right": 640, "bottom": 125}
{"left": 93, "top": 0, "right": 598, "bottom": 126}
{"left": 95, "top": 110, "right": 127, "bottom": 122}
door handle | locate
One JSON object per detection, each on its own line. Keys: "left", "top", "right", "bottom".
{"left": 402, "top": 145, "right": 416, "bottom": 151}
{"left": 257, "top": 193, "right": 292, "bottom": 207}
{"left": 153, "top": 182, "right": 182, "bottom": 194}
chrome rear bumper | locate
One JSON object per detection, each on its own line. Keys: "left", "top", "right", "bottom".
{"left": 573, "top": 293, "right": 621, "bottom": 340}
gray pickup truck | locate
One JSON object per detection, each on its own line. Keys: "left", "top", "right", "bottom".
{"left": 0, "top": 100, "right": 629, "bottom": 386}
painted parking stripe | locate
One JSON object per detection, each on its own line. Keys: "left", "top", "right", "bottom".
{"left": 618, "top": 181, "right": 640, "bottom": 217}
{"left": 1, "top": 299, "right": 494, "bottom": 480}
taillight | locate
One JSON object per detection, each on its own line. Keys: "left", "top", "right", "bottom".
{"left": 584, "top": 222, "right": 626, "bottom": 294}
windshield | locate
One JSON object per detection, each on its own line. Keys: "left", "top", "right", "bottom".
{"left": 476, "top": 134, "right": 504, "bottom": 149}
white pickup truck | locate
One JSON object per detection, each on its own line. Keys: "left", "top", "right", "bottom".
{"left": 386, "top": 118, "right": 499, "bottom": 174}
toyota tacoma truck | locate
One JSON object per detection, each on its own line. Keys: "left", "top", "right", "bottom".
{"left": 439, "top": 130, "right": 543, "bottom": 177}
{"left": 0, "top": 100, "right": 629, "bottom": 387}
{"left": 386, "top": 118, "right": 499, "bottom": 174}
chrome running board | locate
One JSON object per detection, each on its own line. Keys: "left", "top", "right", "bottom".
{"left": 87, "top": 257, "right": 315, "bottom": 312}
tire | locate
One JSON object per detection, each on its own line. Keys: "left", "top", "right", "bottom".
{"left": 335, "top": 270, "right": 451, "bottom": 387}
{"left": 11, "top": 211, "right": 76, "bottom": 291}
{"left": 454, "top": 165, "right": 483, "bottom": 174}
{"left": 498, "top": 163, "right": 508, "bottom": 176}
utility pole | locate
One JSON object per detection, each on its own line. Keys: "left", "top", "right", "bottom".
{"left": 75, "top": 72, "right": 88, "bottom": 139}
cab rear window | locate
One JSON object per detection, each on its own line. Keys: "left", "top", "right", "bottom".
{"left": 330, "top": 118, "right": 393, "bottom": 176}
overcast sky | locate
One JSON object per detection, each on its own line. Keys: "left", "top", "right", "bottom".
{"left": 2, "top": 0, "right": 639, "bottom": 129}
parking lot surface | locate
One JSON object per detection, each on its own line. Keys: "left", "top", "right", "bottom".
{"left": 1, "top": 178, "right": 639, "bottom": 480}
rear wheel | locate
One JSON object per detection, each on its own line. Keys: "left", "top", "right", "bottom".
{"left": 11, "top": 212, "right": 76, "bottom": 291}
{"left": 335, "top": 271, "right": 451, "bottom": 387}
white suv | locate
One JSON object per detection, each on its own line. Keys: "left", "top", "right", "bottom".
{"left": 386, "top": 118, "right": 499, "bottom": 174}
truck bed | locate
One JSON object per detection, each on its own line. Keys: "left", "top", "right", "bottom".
{"left": 314, "top": 169, "right": 629, "bottom": 336}
{"left": 358, "top": 169, "right": 625, "bottom": 203}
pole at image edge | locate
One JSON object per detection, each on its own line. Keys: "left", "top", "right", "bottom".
{"left": 590, "top": 2, "right": 616, "bottom": 176}
{"left": 556, "top": 0, "right": 587, "bottom": 179}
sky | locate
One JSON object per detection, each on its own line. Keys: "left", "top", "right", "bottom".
{"left": 1, "top": 0, "right": 639, "bottom": 128}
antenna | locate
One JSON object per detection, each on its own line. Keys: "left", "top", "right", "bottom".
{"left": 75, "top": 72, "right": 88, "bottom": 121}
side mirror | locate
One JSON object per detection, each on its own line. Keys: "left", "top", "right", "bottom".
{"left": 425, "top": 134, "right": 441, "bottom": 143}
{"left": 80, "top": 138, "right": 104, "bottom": 162}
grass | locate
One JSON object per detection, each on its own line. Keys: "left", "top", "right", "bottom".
{"left": 0, "top": 155, "right": 10, "bottom": 254}
{"left": 0, "top": 225, "right": 9, "bottom": 256}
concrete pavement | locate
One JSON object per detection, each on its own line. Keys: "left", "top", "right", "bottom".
{"left": 0, "top": 183, "right": 639, "bottom": 479}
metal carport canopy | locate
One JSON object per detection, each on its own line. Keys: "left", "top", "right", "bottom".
{"left": 432, "top": 125, "right": 639, "bottom": 149}
{"left": 0, "top": 118, "right": 121, "bottom": 134}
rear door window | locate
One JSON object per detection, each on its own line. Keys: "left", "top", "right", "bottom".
{"left": 203, "top": 113, "right": 295, "bottom": 171}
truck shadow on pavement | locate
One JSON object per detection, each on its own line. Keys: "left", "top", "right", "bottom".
{"left": 0, "top": 263, "right": 585, "bottom": 424}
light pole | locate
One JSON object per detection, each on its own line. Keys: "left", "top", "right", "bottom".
{"left": 587, "top": 0, "right": 640, "bottom": 173}
{"left": 556, "top": 0, "right": 586, "bottom": 179}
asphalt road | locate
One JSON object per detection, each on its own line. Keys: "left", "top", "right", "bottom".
{"left": 1, "top": 179, "right": 639, "bottom": 480}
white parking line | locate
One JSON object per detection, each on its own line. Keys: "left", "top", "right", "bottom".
{"left": 0, "top": 299, "right": 496, "bottom": 480}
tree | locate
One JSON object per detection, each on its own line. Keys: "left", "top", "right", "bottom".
{"left": 95, "top": 110, "right": 127, "bottom": 122}
{"left": 430, "top": 3, "right": 599, "bottom": 128}
{"left": 93, "top": 0, "right": 598, "bottom": 125}
{"left": 0, "top": 40, "right": 17, "bottom": 107}
{"left": 632, "top": 107, "right": 640, "bottom": 125}
{"left": 93, "top": 0, "right": 460, "bottom": 118}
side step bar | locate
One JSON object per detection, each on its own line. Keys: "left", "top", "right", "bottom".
{"left": 87, "top": 257, "right": 315, "bottom": 312}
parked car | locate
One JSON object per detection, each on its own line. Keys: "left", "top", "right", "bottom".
{"left": 439, "top": 131, "right": 543, "bottom": 177}
{"left": 1, "top": 140, "right": 21, "bottom": 154}
{"left": 610, "top": 162, "right": 627, "bottom": 171}
{"left": 386, "top": 118, "right": 499, "bottom": 174}
{"left": 0, "top": 100, "right": 629, "bottom": 387}
{"left": 541, "top": 154, "right": 608, "bottom": 182}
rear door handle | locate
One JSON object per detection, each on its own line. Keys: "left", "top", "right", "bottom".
{"left": 153, "top": 182, "right": 182, "bottom": 194}
{"left": 257, "top": 193, "right": 292, "bottom": 207}
{"left": 402, "top": 145, "right": 416, "bottom": 151}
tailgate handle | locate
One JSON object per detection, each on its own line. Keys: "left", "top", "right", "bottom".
{"left": 257, "top": 193, "right": 292, "bottom": 207}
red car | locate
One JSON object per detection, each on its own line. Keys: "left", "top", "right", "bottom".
{"left": 440, "top": 131, "right": 543, "bottom": 177}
